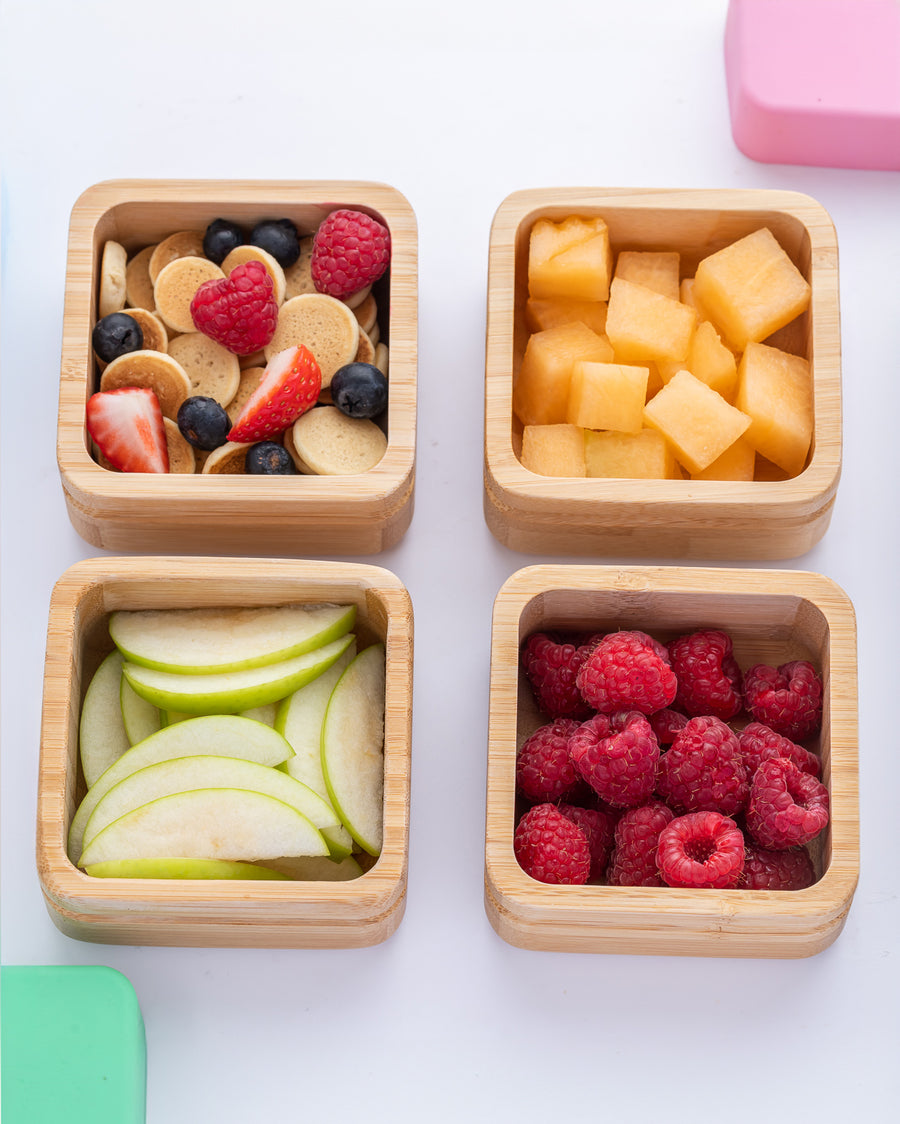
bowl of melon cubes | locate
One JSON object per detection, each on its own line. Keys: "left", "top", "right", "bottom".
{"left": 483, "top": 187, "right": 841, "bottom": 559}
{"left": 36, "top": 556, "right": 413, "bottom": 949}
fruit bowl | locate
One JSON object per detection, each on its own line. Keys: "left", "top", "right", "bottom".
{"left": 58, "top": 179, "right": 417, "bottom": 555}
{"left": 484, "top": 564, "right": 859, "bottom": 958}
{"left": 483, "top": 187, "right": 841, "bottom": 559}
{"left": 37, "top": 556, "right": 413, "bottom": 948}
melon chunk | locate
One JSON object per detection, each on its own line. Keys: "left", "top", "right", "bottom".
{"left": 525, "top": 297, "right": 608, "bottom": 336}
{"left": 643, "top": 369, "right": 751, "bottom": 475}
{"left": 691, "top": 437, "right": 756, "bottom": 481}
{"left": 513, "top": 321, "right": 614, "bottom": 426}
{"left": 606, "top": 277, "right": 697, "bottom": 364}
{"left": 614, "top": 250, "right": 680, "bottom": 302}
{"left": 658, "top": 320, "right": 738, "bottom": 401}
{"left": 528, "top": 215, "right": 613, "bottom": 302}
{"left": 693, "top": 227, "right": 811, "bottom": 351}
{"left": 521, "top": 424, "right": 586, "bottom": 477}
{"left": 567, "top": 362, "right": 649, "bottom": 433}
{"left": 735, "top": 342, "right": 813, "bottom": 476}
{"left": 584, "top": 428, "right": 680, "bottom": 479}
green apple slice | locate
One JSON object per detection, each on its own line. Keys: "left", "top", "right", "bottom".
{"left": 321, "top": 644, "right": 386, "bottom": 857}
{"left": 109, "top": 603, "right": 357, "bottom": 674}
{"left": 120, "top": 674, "right": 161, "bottom": 745}
{"left": 240, "top": 703, "right": 277, "bottom": 727}
{"left": 260, "top": 854, "right": 364, "bottom": 881}
{"left": 83, "top": 857, "right": 289, "bottom": 880}
{"left": 79, "top": 650, "right": 130, "bottom": 789}
{"left": 79, "top": 788, "right": 329, "bottom": 867}
{"left": 122, "top": 634, "right": 353, "bottom": 715}
{"left": 68, "top": 715, "right": 295, "bottom": 864}
{"left": 82, "top": 755, "right": 341, "bottom": 854}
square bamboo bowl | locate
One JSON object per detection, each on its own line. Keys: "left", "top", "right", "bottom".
{"left": 58, "top": 179, "right": 417, "bottom": 555}
{"left": 37, "top": 556, "right": 413, "bottom": 949}
{"left": 484, "top": 564, "right": 859, "bottom": 958}
{"left": 483, "top": 187, "right": 841, "bottom": 559}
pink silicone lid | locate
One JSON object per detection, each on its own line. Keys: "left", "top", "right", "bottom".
{"left": 725, "top": 0, "right": 900, "bottom": 170}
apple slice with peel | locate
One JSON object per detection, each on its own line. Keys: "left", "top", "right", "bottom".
{"left": 83, "top": 857, "right": 289, "bottom": 880}
{"left": 79, "top": 650, "right": 130, "bottom": 788}
{"left": 78, "top": 788, "right": 329, "bottom": 867}
{"left": 122, "top": 634, "right": 353, "bottom": 715}
{"left": 109, "top": 603, "right": 357, "bottom": 674}
{"left": 321, "top": 644, "right": 386, "bottom": 857}
{"left": 120, "top": 674, "right": 161, "bottom": 744}
{"left": 68, "top": 714, "right": 295, "bottom": 864}
{"left": 259, "top": 854, "right": 364, "bottom": 881}
{"left": 82, "top": 755, "right": 341, "bottom": 854}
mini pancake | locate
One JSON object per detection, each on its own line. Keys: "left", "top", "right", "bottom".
{"left": 367, "top": 319, "right": 380, "bottom": 347}
{"left": 239, "top": 348, "right": 267, "bottom": 370}
{"left": 265, "top": 294, "right": 360, "bottom": 388}
{"left": 154, "top": 256, "right": 225, "bottom": 334}
{"left": 225, "top": 367, "right": 266, "bottom": 426}
{"left": 122, "top": 308, "right": 168, "bottom": 353}
{"left": 343, "top": 283, "right": 372, "bottom": 311}
{"left": 283, "top": 236, "right": 315, "bottom": 299}
{"left": 290, "top": 405, "right": 387, "bottom": 475}
{"left": 163, "top": 417, "right": 197, "bottom": 474}
{"left": 168, "top": 332, "right": 240, "bottom": 407}
{"left": 352, "top": 291, "right": 378, "bottom": 335}
{"left": 222, "top": 245, "right": 286, "bottom": 305}
{"left": 148, "top": 231, "right": 205, "bottom": 284}
{"left": 99, "top": 350, "right": 193, "bottom": 420}
{"left": 201, "top": 441, "right": 255, "bottom": 474}
{"left": 355, "top": 328, "right": 376, "bottom": 365}
{"left": 125, "top": 245, "right": 158, "bottom": 310}
{"left": 98, "top": 241, "right": 128, "bottom": 318}
{"left": 374, "top": 343, "right": 389, "bottom": 375}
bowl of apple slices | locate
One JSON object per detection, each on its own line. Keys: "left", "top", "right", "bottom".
{"left": 37, "top": 556, "right": 413, "bottom": 948}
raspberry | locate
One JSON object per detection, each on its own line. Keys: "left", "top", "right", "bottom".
{"left": 513, "top": 803, "right": 591, "bottom": 885}
{"left": 648, "top": 707, "right": 690, "bottom": 745}
{"left": 667, "top": 629, "right": 743, "bottom": 721}
{"left": 743, "top": 660, "right": 823, "bottom": 742}
{"left": 738, "top": 721, "right": 821, "bottom": 778}
{"left": 745, "top": 757, "right": 830, "bottom": 849}
{"left": 656, "top": 715, "right": 749, "bottom": 816}
{"left": 515, "top": 719, "right": 582, "bottom": 803}
{"left": 520, "top": 632, "right": 598, "bottom": 719}
{"left": 558, "top": 803, "right": 616, "bottom": 881}
{"left": 738, "top": 844, "right": 816, "bottom": 890}
{"left": 607, "top": 802, "right": 675, "bottom": 886}
{"left": 576, "top": 631, "right": 677, "bottom": 715}
{"left": 190, "top": 260, "right": 278, "bottom": 355}
{"left": 568, "top": 712, "right": 660, "bottom": 808}
{"left": 311, "top": 208, "right": 391, "bottom": 299}
{"left": 657, "top": 811, "right": 745, "bottom": 888}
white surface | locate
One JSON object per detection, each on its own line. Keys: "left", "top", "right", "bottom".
{"left": 1, "top": 1, "right": 898, "bottom": 1120}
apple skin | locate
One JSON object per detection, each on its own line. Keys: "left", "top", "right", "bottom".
{"left": 79, "top": 650, "right": 130, "bottom": 789}
{"left": 109, "top": 603, "right": 357, "bottom": 674}
{"left": 120, "top": 673, "right": 161, "bottom": 745}
{"left": 83, "top": 857, "right": 290, "bottom": 880}
{"left": 122, "top": 635, "right": 354, "bottom": 715}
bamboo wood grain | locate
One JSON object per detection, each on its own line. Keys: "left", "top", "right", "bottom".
{"left": 58, "top": 180, "right": 417, "bottom": 555}
{"left": 37, "top": 557, "right": 413, "bottom": 948}
{"left": 484, "top": 565, "right": 859, "bottom": 958}
{"left": 483, "top": 188, "right": 841, "bottom": 559}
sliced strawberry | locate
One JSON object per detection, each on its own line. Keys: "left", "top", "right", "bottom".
{"left": 86, "top": 387, "right": 169, "bottom": 473}
{"left": 227, "top": 345, "right": 322, "bottom": 444}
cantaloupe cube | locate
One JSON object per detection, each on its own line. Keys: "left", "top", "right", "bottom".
{"left": 614, "top": 251, "right": 680, "bottom": 302}
{"left": 680, "top": 277, "right": 697, "bottom": 308}
{"left": 584, "top": 428, "right": 680, "bottom": 479}
{"left": 735, "top": 341, "right": 813, "bottom": 476}
{"left": 644, "top": 362, "right": 664, "bottom": 402}
{"left": 567, "top": 362, "right": 649, "bottom": 433}
{"left": 526, "top": 297, "right": 608, "bottom": 336}
{"left": 643, "top": 369, "right": 752, "bottom": 475}
{"left": 693, "top": 227, "right": 811, "bottom": 351}
{"left": 521, "top": 424, "right": 586, "bottom": 477}
{"left": 691, "top": 437, "right": 756, "bottom": 481}
{"left": 528, "top": 215, "right": 613, "bottom": 302}
{"left": 755, "top": 454, "right": 792, "bottom": 482}
{"left": 657, "top": 320, "right": 738, "bottom": 401}
{"left": 606, "top": 277, "right": 697, "bottom": 364}
{"left": 513, "top": 322, "right": 614, "bottom": 426}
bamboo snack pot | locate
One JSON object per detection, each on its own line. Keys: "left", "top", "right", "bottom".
{"left": 485, "top": 565, "right": 858, "bottom": 958}
{"left": 37, "top": 557, "right": 413, "bottom": 949}
{"left": 59, "top": 179, "right": 417, "bottom": 555}
{"left": 484, "top": 187, "right": 841, "bottom": 559}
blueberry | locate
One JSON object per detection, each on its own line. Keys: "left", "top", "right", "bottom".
{"left": 330, "top": 362, "right": 389, "bottom": 419}
{"left": 203, "top": 218, "right": 244, "bottom": 265}
{"left": 177, "top": 396, "right": 231, "bottom": 450}
{"left": 92, "top": 312, "right": 144, "bottom": 363}
{"left": 245, "top": 442, "right": 298, "bottom": 475}
{"left": 249, "top": 218, "right": 301, "bottom": 267}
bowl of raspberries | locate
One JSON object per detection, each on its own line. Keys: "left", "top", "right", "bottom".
{"left": 58, "top": 179, "right": 417, "bottom": 556}
{"left": 484, "top": 564, "right": 859, "bottom": 958}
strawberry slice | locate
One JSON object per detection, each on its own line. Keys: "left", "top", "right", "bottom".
{"left": 227, "top": 345, "right": 322, "bottom": 444}
{"left": 86, "top": 387, "right": 169, "bottom": 473}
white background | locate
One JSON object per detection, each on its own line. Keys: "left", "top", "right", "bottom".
{"left": 2, "top": 1, "right": 899, "bottom": 1120}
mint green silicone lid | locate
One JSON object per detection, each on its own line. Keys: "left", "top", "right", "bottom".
{"left": 1, "top": 965, "right": 146, "bottom": 1123}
